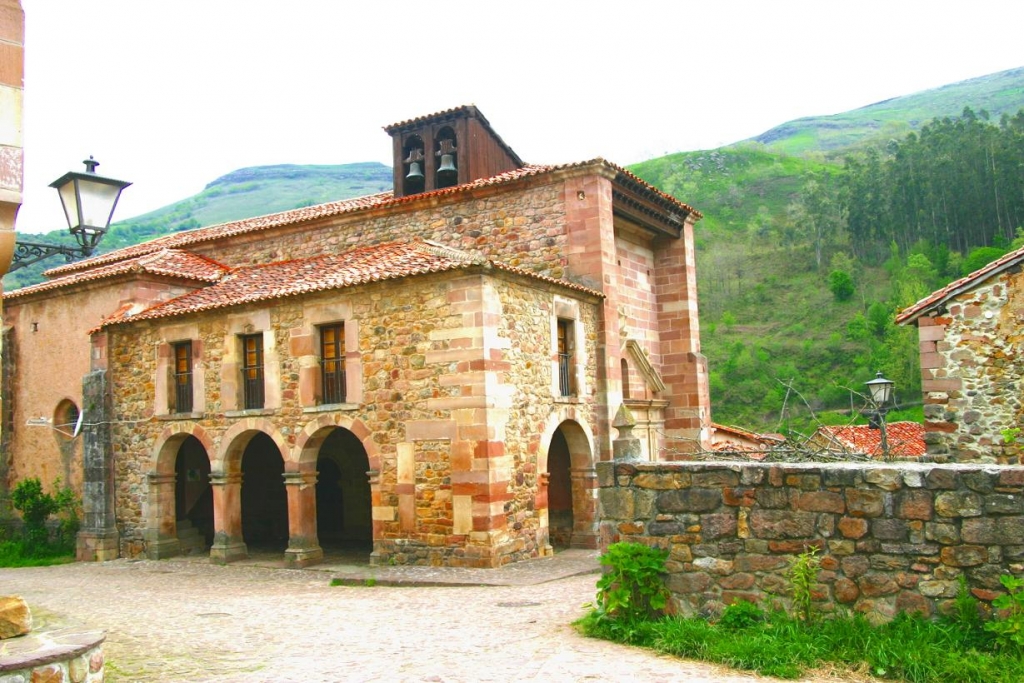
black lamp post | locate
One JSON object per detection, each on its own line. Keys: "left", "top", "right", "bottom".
{"left": 865, "top": 371, "right": 895, "bottom": 458}
{"left": 8, "top": 157, "right": 130, "bottom": 272}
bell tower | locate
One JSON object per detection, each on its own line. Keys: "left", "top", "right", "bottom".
{"left": 385, "top": 105, "right": 524, "bottom": 198}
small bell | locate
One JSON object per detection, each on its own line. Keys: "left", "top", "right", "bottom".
{"left": 437, "top": 153, "right": 457, "bottom": 177}
{"left": 406, "top": 161, "right": 424, "bottom": 182}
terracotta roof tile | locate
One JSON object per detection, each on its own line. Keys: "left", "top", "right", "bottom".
{"left": 898, "top": 245, "right": 1024, "bottom": 324}
{"left": 4, "top": 249, "right": 228, "bottom": 301}
{"left": 100, "top": 240, "right": 603, "bottom": 329}
{"left": 46, "top": 160, "right": 700, "bottom": 278}
{"left": 816, "top": 421, "right": 926, "bottom": 458}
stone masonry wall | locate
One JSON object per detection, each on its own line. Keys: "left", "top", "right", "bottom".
{"left": 106, "top": 268, "right": 600, "bottom": 566}
{"left": 916, "top": 268, "right": 1024, "bottom": 463}
{"left": 598, "top": 460, "right": 1024, "bottom": 621}
{"left": 189, "top": 180, "right": 571, "bottom": 281}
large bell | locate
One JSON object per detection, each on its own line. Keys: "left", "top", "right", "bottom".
{"left": 437, "top": 154, "right": 457, "bottom": 177}
{"left": 406, "top": 161, "right": 424, "bottom": 182}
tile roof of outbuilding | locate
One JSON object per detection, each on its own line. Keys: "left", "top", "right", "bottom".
{"left": 99, "top": 240, "right": 603, "bottom": 329}
{"left": 45, "top": 160, "right": 701, "bottom": 278}
{"left": 815, "top": 421, "right": 926, "bottom": 458}
{"left": 898, "top": 245, "right": 1024, "bottom": 324}
{"left": 3, "top": 248, "right": 228, "bottom": 301}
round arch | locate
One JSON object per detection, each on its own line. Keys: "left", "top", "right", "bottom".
{"left": 293, "top": 413, "right": 379, "bottom": 473}
{"left": 215, "top": 418, "right": 288, "bottom": 474}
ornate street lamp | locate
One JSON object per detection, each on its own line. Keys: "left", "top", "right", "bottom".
{"left": 865, "top": 371, "right": 895, "bottom": 458}
{"left": 8, "top": 157, "right": 131, "bottom": 272}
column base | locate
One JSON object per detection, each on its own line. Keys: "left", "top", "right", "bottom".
{"left": 284, "top": 545, "right": 324, "bottom": 568}
{"left": 145, "top": 535, "right": 182, "bottom": 560}
{"left": 209, "top": 540, "right": 248, "bottom": 565}
{"left": 76, "top": 530, "right": 120, "bottom": 562}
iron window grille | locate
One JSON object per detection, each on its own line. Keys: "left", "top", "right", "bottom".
{"left": 320, "top": 323, "right": 346, "bottom": 404}
{"left": 557, "top": 318, "right": 575, "bottom": 397}
{"left": 173, "top": 341, "right": 193, "bottom": 413}
{"left": 241, "top": 334, "right": 265, "bottom": 410}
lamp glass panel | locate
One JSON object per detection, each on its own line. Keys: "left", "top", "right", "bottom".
{"left": 56, "top": 182, "right": 80, "bottom": 229}
{"left": 77, "top": 180, "right": 122, "bottom": 229}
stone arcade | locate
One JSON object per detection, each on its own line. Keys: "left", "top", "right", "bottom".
{"left": 2, "top": 106, "right": 709, "bottom": 567}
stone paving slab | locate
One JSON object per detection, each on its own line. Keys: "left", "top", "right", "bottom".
{"left": 0, "top": 552, "right": 867, "bottom": 682}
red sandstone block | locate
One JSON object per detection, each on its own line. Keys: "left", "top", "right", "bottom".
{"left": 923, "top": 378, "right": 962, "bottom": 392}
{"left": 919, "top": 352, "right": 943, "bottom": 370}
{"left": 918, "top": 324, "right": 946, "bottom": 342}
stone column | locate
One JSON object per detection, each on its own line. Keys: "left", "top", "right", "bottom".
{"left": 570, "top": 466, "right": 599, "bottom": 548}
{"left": 76, "top": 370, "right": 119, "bottom": 561}
{"left": 283, "top": 471, "right": 322, "bottom": 568}
{"left": 209, "top": 472, "right": 247, "bottom": 564}
{"left": 144, "top": 472, "right": 180, "bottom": 559}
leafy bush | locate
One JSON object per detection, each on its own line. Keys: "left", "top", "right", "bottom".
{"left": 828, "top": 269, "right": 855, "bottom": 301}
{"left": 9, "top": 477, "right": 80, "bottom": 556}
{"left": 718, "top": 600, "right": 764, "bottom": 630}
{"left": 593, "top": 542, "right": 669, "bottom": 622}
{"left": 985, "top": 574, "right": 1024, "bottom": 651}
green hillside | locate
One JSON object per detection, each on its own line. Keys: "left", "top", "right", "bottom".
{"left": 754, "top": 67, "right": 1024, "bottom": 156}
{"left": 2, "top": 162, "right": 392, "bottom": 290}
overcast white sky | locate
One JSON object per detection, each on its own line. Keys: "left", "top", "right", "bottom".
{"left": 15, "top": 0, "right": 1024, "bottom": 235}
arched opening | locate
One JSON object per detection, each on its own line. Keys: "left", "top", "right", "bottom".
{"left": 548, "top": 429, "right": 573, "bottom": 548}
{"left": 174, "top": 435, "right": 213, "bottom": 552}
{"left": 241, "top": 433, "right": 288, "bottom": 550}
{"left": 401, "top": 134, "right": 426, "bottom": 196}
{"left": 434, "top": 126, "right": 458, "bottom": 189}
{"left": 543, "top": 418, "right": 597, "bottom": 549}
{"left": 315, "top": 427, "right": 371, "bottom": 557}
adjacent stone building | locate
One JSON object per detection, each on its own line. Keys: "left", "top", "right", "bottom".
{"left": 2, "top": 106, "right": 709, "bottom": 567}
{"left": 898, "top": 248, "right": 1024, "bottom": 463}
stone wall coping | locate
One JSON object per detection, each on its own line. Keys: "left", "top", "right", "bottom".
{"left": 302, "top": 403, "right": 359, "bottom": 414}
{"left": 602, "top": 460, "right": 1021, "bottom": 473}
{"left": 0, "top": 627, "right": 105, "bottom": 672}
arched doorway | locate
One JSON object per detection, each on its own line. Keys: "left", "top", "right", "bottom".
{"left": 544, "top": 419, "right": 597, "bottom": 549}
{"left": 241, "top": 433, "right": 288, "bottom": 551}
{"left": 315, "top": 428, "right": 371, "bottom": 556}
{"left": 548, "top": 430, "right": 573, "bottom": 548}
{"left": 174, "top": 435, "right": 213, "bottom": 552}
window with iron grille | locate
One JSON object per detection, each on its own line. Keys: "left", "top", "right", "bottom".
{"left": 173, "top": 341, "right": 193, "bottom": 413}
{"left": 557, "top": 318, "right": 575, "bottom": 397}
{"left": 320, "top": 323, "right": 346, "bottom": 404}
{"left": 241, "top": 333, "right": 265, "bottom": 410}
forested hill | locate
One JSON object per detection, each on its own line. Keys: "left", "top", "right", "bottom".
{"left": 752, "top": 67, "right": 1024, "bottom": 156}
{"left": 5, "top": 67, "right": 1024, "bottom": 435}
{"left": 630, "top": 67, "right": 1024, "bottom": 433}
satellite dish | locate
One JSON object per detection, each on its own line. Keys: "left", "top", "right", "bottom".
{"left": 72, "top": 409, "right": 84, "bottom": 438}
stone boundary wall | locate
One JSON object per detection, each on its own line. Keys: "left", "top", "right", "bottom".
{"left": 597, "top": 460, "right": 1024, "bottom": 621}
{"left": 0, "top": 627, "right": 104, "bottom": 682}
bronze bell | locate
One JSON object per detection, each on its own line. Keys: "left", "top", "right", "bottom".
{"left": 406, "top": 161, "right": 424, "bottom": 182}
{"left": 437, "top": 153, "right": 457, "bottom": 177}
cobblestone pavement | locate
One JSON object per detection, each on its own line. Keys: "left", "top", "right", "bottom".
{"left": 1, "top": 550, "right": 861, "bottom": 682}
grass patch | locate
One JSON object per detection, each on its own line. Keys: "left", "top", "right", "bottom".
{"left": 575, "top": 609, "right": 1024, "bottom": 682}
{"left": 0, "top": 539, "right": 76, "bottom": 567}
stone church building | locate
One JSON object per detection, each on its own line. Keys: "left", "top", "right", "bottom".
{"left": 2, "top": 106, "right": 708, "bottom": 567}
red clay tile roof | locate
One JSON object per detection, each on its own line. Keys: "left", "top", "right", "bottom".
{"left": 46, "top": 160, "right": 701, "bottom": 279}
{"left": 710, "top": 423, "right": 786, "bottom": 448}
{"left": 4, "top": 249, "right": 228, "bottom": 301}
{"left": 815, "top": 421, "right": 926, "bottom": 458}
{"left": 898, "top": 245, "right": 1024, "bottom": 324}
{"left": 99, "top": 240, "right": 603, "bottom": 329}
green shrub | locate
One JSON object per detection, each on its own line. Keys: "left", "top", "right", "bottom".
{"left": 593, "top": 542, "right": 669, "bottom": 622}
{"left": 9, "top": 477, "right": 79, "bottom": 555}
{"left": 718, "top": 600, "right": 764, "bottom": 630}
{"left": 788, "top": 546, "right": 820, "bottom": 622}
{"left": 985, "top": 574, "right": 1024, "bottom": 651}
